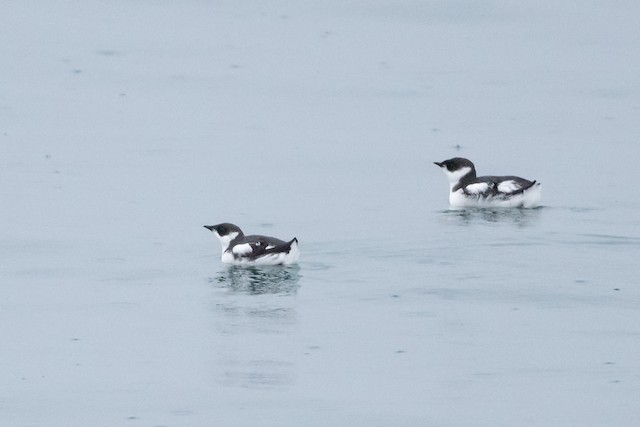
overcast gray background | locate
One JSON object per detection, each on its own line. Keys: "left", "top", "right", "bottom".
{"left": 2, "top": 1, "right": 640, "bottom": 426}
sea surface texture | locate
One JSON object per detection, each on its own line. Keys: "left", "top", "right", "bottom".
{"left": 1, "top": 1, "right": 639, "bottom": 426}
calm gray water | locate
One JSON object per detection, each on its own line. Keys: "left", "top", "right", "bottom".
{"left": 2, "top": 1, "right": 640, "bottom": 426}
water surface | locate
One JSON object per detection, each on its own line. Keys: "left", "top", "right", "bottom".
{"left": 2, "top": 1, "right": 640, "bottom": 426}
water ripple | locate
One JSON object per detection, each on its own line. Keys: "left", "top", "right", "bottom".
{"left": 439, "top": 206, "right": 543, "bottom": 227}
{"left": 211, "top": 265, "right": 301, "bottom": 295}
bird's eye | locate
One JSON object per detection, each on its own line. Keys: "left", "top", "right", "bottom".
{"left": 217, "top": 226, "right": 226, "bottom": 235}
{"left": 447, "top": 163, "right": 455, "bottom": 171}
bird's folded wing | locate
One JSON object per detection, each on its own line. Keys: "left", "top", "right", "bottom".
{"left": 231, "top": 243, "right": 253, "bottom": 256}
{"left": 464, "top": 182, "right": 490, "bottom": 194}
{"left": 497, "top": 180, "right": 522, "bottom": 194}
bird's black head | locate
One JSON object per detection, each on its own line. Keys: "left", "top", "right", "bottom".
{"left": 203, "top": 223, "right": 243, "bottom": 237}
{"left": 434, "top": 157, "right": 475, "bottom": 173}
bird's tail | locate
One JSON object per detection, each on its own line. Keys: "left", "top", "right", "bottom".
{"left": 286, "top": 238, "right": 298, "bottom": 252}
{"left": 513, "top": 180, "right": 539, "bottom": 195}
{"left": 284, "top": 238, "right": 300, "bottom": 264}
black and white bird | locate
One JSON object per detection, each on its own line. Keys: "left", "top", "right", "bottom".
{"left": 204, "top": 223, "right": 299, "bottom": 265}
{"left": 434, "top": 157, "right": 541, "bottom": 208}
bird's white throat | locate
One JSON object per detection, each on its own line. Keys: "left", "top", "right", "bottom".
{"left": 216, "top": 231, "right": 239, "bottom": 252}
{"left": 442, "top": 166, "right": 472, "bottom": 190}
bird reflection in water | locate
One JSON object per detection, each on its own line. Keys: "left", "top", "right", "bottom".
{"left": 445, "top": 206, "right": 543, "bottom": 227}
{"left": 212, "top": 265, "right": 301, "bottom": 295}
